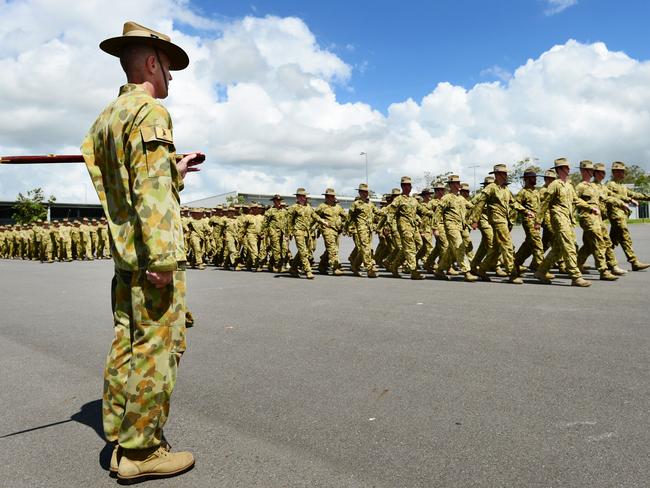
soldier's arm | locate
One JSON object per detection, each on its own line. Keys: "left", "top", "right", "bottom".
{"left": 128, "top": 103, "right": 181, "bottom": 272}
{"left": 536, "top": 185, "right": 554, "bottom": 225}
{"left": 469, "top": 188, "right": 488, "bottom": 223}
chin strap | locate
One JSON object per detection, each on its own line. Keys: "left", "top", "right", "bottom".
{"left": 154, "top": 48, "right": 168, "bottom": 93}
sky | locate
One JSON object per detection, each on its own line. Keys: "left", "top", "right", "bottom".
{"left": 1, "top": 0, "right": 649, "bottom": 203}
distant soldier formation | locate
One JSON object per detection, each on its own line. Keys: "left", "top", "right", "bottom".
{"left": 0, "top": 217, "right": 111, "bottom": 262}
{"left": 170, "top": 159, "right": 649, "bottom": 287}
{"left": 2, "top": 159, "right": 649, "bottom": 287}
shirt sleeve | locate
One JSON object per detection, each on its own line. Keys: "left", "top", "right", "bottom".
{"left": 127, "top": 102, "right": 181, "bottom": 272}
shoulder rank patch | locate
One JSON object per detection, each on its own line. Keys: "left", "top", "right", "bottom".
{"left": 141, "top": 125, "right": 173, "bottom": 144}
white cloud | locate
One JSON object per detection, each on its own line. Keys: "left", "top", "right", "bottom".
{"left": 1, "top": 1, "right": 649, "bottom": 205}
{"left": 544, "top": 0, "right": 578, "bottom": 16}
{"left": 480, "top": 65, "right": 512, "bottom": 82}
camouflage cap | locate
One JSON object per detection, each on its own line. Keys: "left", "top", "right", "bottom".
{"left": 447, "top": 174, "right": 461, "bottom": 183}
{"left": 322, "top": 188, "right": 337, "bottom": 196}
{"left": 578, "top": 160, "right": 594, "bottom": 170}
{"left": 460, "top": 183, "right": 470, "bottom": 191}
{"left": 295, "top": 187, "right": 308, "bottom": 196}
{"left": 391, "top": 188, "right": 401, "bottom": 196}
{"left": 420, "top": 187, "right": 432, "bottom": 195}
{"left": 358, "top": 183, "right": 369, "bottom": 192}
{"left": 100, "top": 21, "right": 189, "bottom": 71}
{"left": 270, "top": 194, "right": 284, "bottom": 201}
{"left": 400, "top": 176, "right": 412, "bottom": 184}
{"left": 553, "top": 157, "right": 569, "bottom": 169}
{"left": 611, "top": 161, "right": 626, "bottom": 171}
{"left": 544, "top": 169, "right": 558, "bottom": 179}
{"left": 489, "top": 163, "right": 508, "bottom": 174}
{"left": 593, "top": 162, "right": 606, "bottom": 172}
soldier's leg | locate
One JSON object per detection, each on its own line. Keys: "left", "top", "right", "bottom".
{"left": 294, "top": 233, "right": 312, "bottom": 273}
{"left": 599, "top": 221, "right": 619, "bottom": 269}
{"left": 189, "top": 233, "right": 203, "bottom": 267}
{"left": 610, "top": 218, "right": 638, "bottom": 264}
{"left": 357, "top": 226, "right": 376, "bottom": 275}
{"left": 105, "top": 269, "right": 187, "bottom": 450}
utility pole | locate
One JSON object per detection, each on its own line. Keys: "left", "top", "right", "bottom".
{"left": 469, "top": 165, "right": 480, "bottom": 191}
{"left": 360, "top": 152, "right": 368, "bottom": 186}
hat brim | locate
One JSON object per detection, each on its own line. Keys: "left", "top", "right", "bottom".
{"left": 100, "top": 36, "right": 189, "bottom": 71}
{"left": 489, "top": 170, "right": 508, "bottom": 174}
{"left": 521, "top": 173, "right": 540, "bottom": 178}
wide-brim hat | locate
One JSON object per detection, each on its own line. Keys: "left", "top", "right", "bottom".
{"left": 481, "top": 176, "right": 495, "bottom": 186}
{"left": 460, "top": 183, "right": 470, "bottom": 191}
{"left": 420, "top": 187, "right": 432, "bottom": 195}
{"left": 489, "top": 164, "right": 508, "bottom": 174}
{"left": 578, "top": 160, "right": 594, "bottom": 170}
{"left": 358, "top": 183, "right": 369, "bottom": 192}
{"left": 544, "top": 169, "right": 558, "bottom": 179}
{"left": 553, "top": 157, "right": 570, "bottom": 169}
{"left": 295, "top": 188, "right": 308, "bottom": 196}
{"left": 433, "top": 181, "right": 446, "bottom": 190}
{"left": 100, "top": 21, "right": 189, "bottom": 71}
{"left": 521, "top": 167, "right": 540, "bottom": 178}
{"left": 447, "top": 174, "right": 461, "bottom": 183}
{"left": 611, "top": 161, "right": 626, "bottom": 171}
{"left": 400, "top": 176, "right": 412, "bottom": 184}
{"left": 593, "top": 163, "right": 606, "bottom": 172}
{"left": 390, "top": 188, "right": 401, "bottom": 196}
{"left": 322, "top": 188, "right": 336, "bottom": 196}
{"left": 270, "top": 194, "right": 284, "bottom": 201}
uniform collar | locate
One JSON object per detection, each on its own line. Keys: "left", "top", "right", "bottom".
{"left": 118, "top": 83, "right": 150, "bottom": 97}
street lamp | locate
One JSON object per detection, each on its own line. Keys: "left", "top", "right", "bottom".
{"left": 469, "top": 164, "right": 480, "bottom": 191}
{"left": 360, "top": 152, "right": 368, "bottom": 186}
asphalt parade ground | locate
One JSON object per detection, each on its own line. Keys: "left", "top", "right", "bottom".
{"left": 1, "top": 225, "right": 648, "bottom": 487}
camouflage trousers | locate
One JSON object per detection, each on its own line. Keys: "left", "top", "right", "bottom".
{"left": 103, "top": 267, "right": 187, "bottom": 450}
{"left": 609, "top": 217, "right": 638, "bottom": 264}
{"left": 514, "top": 220, "right": 544, "bottom": 270}
{"left": 438, "top": 226, "right": 471, "bottom": 273}
{"left": 351, "top": 225, "right": 375, "bottom": 272}
{"left": 539, "top": 220, "right": 581, "bottom": 279}
{"left": 291, "top": 231, "right": 313, "bottom": 272}
{"left": 576, "top": 215, "right": 608, "bottom": 272}
{"left": 319, "top": 228, "right": 341, "bottom": 270}
{"left": 578, "top": 220, "right": 618, "bottom": 269}
{"left": 392, "top": 222, "right": 417, "bottom": 272}
{"left": 470, "top": 222, "right": 493, "bottom": 271}
{"left": 478, "top": 222, "right": 516, "bottom": 275}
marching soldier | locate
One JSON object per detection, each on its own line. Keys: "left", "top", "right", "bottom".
{"left": 534, "top": 158, "right": 591, "bottom": 287}
{"left": 513, "top": 167, "right": 544, "bottom": 273}
{"left": 315, "top": 188, "right": 346, "bottom": 275}
{"left": 287, "top": 188, "right": 327, "bottom": 279}
{"left": 606, "top": 161, "right": 650, "bottom": 270}
{"left": 348, "top": 184, "right": 379, "bottom": 278}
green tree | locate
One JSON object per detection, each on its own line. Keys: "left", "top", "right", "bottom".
{"left": 225, "top": 193, "right": 246, "bottom": 206}
{"left": 12, "top": 188, "right": 56, "bottom": 224}
{"left": 510, "top": 157, "right": 542, "bottom": 188}
{"left": 622, "top": 164, "right": 650, "bottom": 192}
{"left": 419, "top": 170, "right": 453, "bottom": 189}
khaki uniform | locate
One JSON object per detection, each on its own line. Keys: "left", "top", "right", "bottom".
{"left": 348, "top": 198, "right": 378, "bottom": 274}
{"left": 287, "top": 203, "right": 325, "bottom": 274}
{"left": 436, "top": 193, "right": 472, "bottom": 273}
{"left": 82, "top": 83, "right": 187, "bottom": 450}
{"left": 315, "top": 202, "right": 346, "bottom": 273}
{"left": 606, "top": 180, "right": 650, "bottom": 265}
{"left": 514, "top": 187, "right": 544, "bottom": 270}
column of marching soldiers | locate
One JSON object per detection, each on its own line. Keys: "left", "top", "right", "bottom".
{"left": 2, "top": 159, "right": 648, "bottom": 287}
{"left": 0, "top": 217, "right": 111, "bottom": 262}
{"left": 177, "top": 159, "right": 649, "bottom": 287}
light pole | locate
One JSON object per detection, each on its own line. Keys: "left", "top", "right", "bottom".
{"left": 469, "top": 164, "right": 480, "bottom": 192}
{"left": 360, "top": 152, "right": 368, "bottom": 186}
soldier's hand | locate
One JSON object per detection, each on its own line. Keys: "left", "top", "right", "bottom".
{"left": 433, "top": 230, "right": 439, "bottom": 237}
{"left": 525, "top": 211, "right": 535, "bottom": 219}
{"left": 177, "top": 152, "right": 204, "bottom": 179}
{"left": 146, "top": 270, "right": 173, "bottom": 288}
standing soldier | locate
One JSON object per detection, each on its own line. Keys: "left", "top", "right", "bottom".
{"left": 287, "top": 188, "right": 326, "bottom": 279}
{"left": 415, "top": 188, "right": 436, "bottom": 270}
{"left": 89, "top": 218, "right": 100, "bottom": 258}
{"left": 70, "top": 220, "right": 82, "bottom": 260}
{"left": 574, "top": 161, "right": 618, "bottom": 281}
{"left": 470, "top": 176, "right": 494, "bottom": 273}
{"left": 223, "top": 207, "right": 242, "bottom": 270}
{"left": 534, "top": 158, "right": 591, "bottom": 286}
{"left": 471, "top": 164, "right": 532, "bottom": 284}
{"left": 80, "top": 217, "right": 93, "bottom": 260}
{"left": 513, "top": 167, "right": 544, "bottom": 273}
{"left": 315, "top": 188, "right": 346, "bottom": 275}
{"left": 434, "top": 175, "right": 478, "bottom": 282}
{"left": 188, "top": 208, "right": 206, "bottom": 269}
{"left": 81, "top": 21, "right": 203, "bottom": 481}
{"left": 606, "top": 161, "right": 650, "bottom": 270}
{"left": 348, "top": 183, "right": 379, "bottom": 278}
{"left": 96, "top": 217, "right": 111, "bottom": 259}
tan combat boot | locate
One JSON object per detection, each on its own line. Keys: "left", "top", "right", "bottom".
{"left": 610, "top": 265, "right": 627, "bottom": 275}
{"left": 464, "top": 272, "right": 478, "bottom": 282}
{"left": 305, "top": 271, "right": 315, "bottom": 279}
{"left": 447, "top": 267, "right": 459, "bottom": 276}
{"left": 508, "top": 276, "right": 523, "bottom": 285}
{"left": 494, "top": 267, "right": 508, "bottom": 277}
{"left": 117, "top": 445, "right": 194, "bottom": 482}
{"left": 410, "top": 270, "right": 425, "bottom": 280}
{"left": 631, "top": 261, "right": 650, "bottom": 271}
{"left": 333, "top": 268, "right": 344, "bottom": 276}
{"left": 571, "top": 277, "right": 591, "bottom": 287}
{"left": 109, "top": 444, "right": 121, "bottom": 476}
{"left": 599, "top": 270, "right": 618, "bottom": 281}
{"left": 534, "top": 270, "right": 552, "bottom": 284}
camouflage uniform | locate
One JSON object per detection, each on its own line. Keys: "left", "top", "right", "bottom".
{"left": 82, "top": 83, "right": 187, "bottom": 450}
{"left": 315, "top": 191, "right": 346, "bottom": 275}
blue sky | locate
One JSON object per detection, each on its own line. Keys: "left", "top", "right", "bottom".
{"left": 192, "top": 0, "right": 650, "bottom": 111}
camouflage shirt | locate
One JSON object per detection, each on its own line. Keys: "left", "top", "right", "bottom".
{"left": 81, "top": 83, "right": 185, "bottom": 272}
